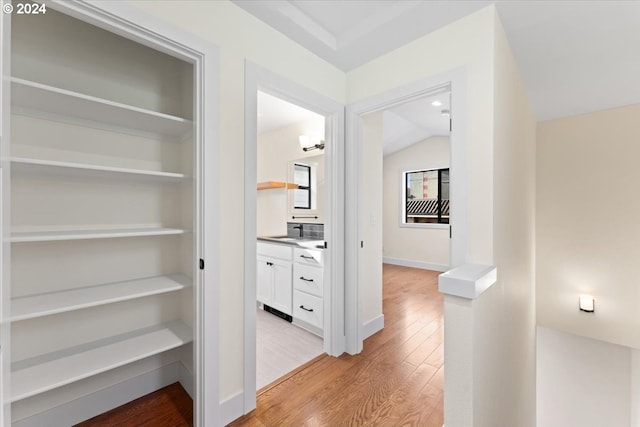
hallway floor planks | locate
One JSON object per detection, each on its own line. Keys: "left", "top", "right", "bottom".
{"left": 73, "top": 264, "right": 443, "bottom": 426}
{"left": 230, "top": 264, "right": 444, "bottom": 426}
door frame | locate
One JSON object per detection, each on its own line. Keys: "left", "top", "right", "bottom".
{"left": 0, "top": 2, "right": 221, "bottom": 425}
{"left": 243, "top": 61, "right": 345, "bottom": 413}
{"left": 345, "top": 68, "right": 469, "bottom": 354}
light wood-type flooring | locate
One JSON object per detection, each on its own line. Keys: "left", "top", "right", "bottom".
{"left": 256, "top": 307, "right": 324, "bottom": 390}
{"left": 73, "top": 264, "right": 443, "bottom": 426}
{"left": 230, "top": 263, "right": 444, "bottom": 426}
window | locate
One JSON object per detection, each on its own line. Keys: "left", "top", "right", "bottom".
{"left": 404, "top": 168, "right": 449, "bottom": 224}
{"left": 293, "top": 163, "right": 311, "bottom": 209}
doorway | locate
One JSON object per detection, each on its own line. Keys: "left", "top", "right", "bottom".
{"left": 243, "top": 62, "right": 345, "bottom": 413}
{"left": 255, "top": 91, "right": 326, "bottom": 390}
{"left": 345, "top": 70, "right": 468, "bottom": 357}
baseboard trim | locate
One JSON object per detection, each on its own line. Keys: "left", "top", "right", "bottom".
{"left": 13, "top": 363, "right": 183, "bottom": 427}
{"left": 362, "top": 314, "right": 384, "bottom": 340}
{"left": 220, "top": 390, "right": 244, "bottom": 426}
{"left": 383, "top": 257, "right": 449, "bottom": 272}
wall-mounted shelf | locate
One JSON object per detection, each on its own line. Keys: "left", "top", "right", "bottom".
{"left": 257, "top": 181, "right": 299, "bottom": 191}
{"left": 10, "top": 227, "right": 187, "bottom": 243}
{"left": 11, "top": 275, "right": 191, "bottom": 322}
{"left": 11, "top": 77, "right": 193, "bottom": 138}
{"left": 11, "top": 321, "right": 193, "bottom": 402}
{"left": 11, "top": 157, "right": 187, "bottom": 180}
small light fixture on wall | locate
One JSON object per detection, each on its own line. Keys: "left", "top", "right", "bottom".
{"left": 579, "top": 294, "right": 595, "bottom": 313}
{"left": 299, "top": 135, "right": 325, "bottom": 152}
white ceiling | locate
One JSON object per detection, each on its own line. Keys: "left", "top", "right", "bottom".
{"left": 383, "top": 90, "right": 451, "bottom": 156}
{"left": 258, "top": 87, "right": 449, "bottom": 156}
{"left": 234, "top": 0, "right": 640, "bottom": 121}
{"left": 257, "top": 91, "right": 324, "bottom": 135}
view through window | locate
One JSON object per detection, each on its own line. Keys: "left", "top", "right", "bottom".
{"left": 404, "top": 168, "right": 449, "bottom": 224}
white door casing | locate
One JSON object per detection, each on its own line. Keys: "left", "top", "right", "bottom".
{"left": 0, "top": 1, "right": 221, "bottom": 425}
{"left": 243, "top": 61, "right": 345, "bottom": 414}
{"left": 344, "top": 67, "right": 468, "bottom": 355}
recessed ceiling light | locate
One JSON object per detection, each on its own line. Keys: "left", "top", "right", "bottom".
{"left": 431, "top": 100, "right": 442, "bottom": 107}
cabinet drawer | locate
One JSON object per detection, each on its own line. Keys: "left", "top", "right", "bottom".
{"left": 293, "top": 290, "right": 323, "bottom": 329}
{"left": 294, "top": 247, "right": 323, "bottom": 267}
{"left": 293, "top": 264, "right": 323, "bottom": 297}
{"left": 257, "top": 242, "right": 293, "bottom": 260}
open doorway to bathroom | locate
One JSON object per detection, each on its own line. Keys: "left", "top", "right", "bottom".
{"left": 254, "top": 91, "right": 327, "bottom": 390}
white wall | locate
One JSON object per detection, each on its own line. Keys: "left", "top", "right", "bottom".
{"left": 128, "top": 0, "right": 346, "bottom": 402}
{"left": 537, "top": 103, "right": 640, "bottom": 350}
{"left": 349, "top": 6, "right": 537, "bottom": 426}
{"left": 537, "top": 326, "right": 631, "bottom": 427}
{"left": 360, "top": 112, "right": 383, "bottom": 330}
{"left": 632, "top": 349, "right": 640, "bottom": 427}
{"left": 257, "top": 119, "right": 324, "bottom": 236}
{"left": 382, "top": 136, "right": 450, "bottom": 271}
{"left": 485, "top": 12, "right": 537, "bottom": 426}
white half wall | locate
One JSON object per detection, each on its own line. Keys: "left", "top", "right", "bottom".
{"left": 537, "top": 326, "right": 631, "bottom": 427}
{"left": 383, "top": 136, "right": 450, "bottom": 269}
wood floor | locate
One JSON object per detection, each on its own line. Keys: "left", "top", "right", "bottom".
{"left": 230, "top": 264, "right": 444, "bottom": 427}
{"left": 74, "top": 382, "right": 192, "bottom": 426}
{"left": 73, "top": 264, "right": 443, "bottom": 426}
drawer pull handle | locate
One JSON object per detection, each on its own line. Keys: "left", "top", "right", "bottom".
{"left": 299, "top": 305, "right": 314, "bottom": 312}
{"left": 299, "top": 276, "right": 314, "bottom": 282}
{"left": 266, "top": 261, "right": 273, "bottom": 266}
{"left": 300, "top": 255, "right": 315, "bottom": 260}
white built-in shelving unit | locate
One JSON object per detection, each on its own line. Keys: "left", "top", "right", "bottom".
{"left": 2, "top": 6, "right": 201, "bottom": 425}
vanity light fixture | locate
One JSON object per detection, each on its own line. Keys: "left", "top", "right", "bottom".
{"left": 298, "top": 134, "right": 325, "bottom": 152}
{"left": 579, "top": 294, "right": 595, "bottom": 313}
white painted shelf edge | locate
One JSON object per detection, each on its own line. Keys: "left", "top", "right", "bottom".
{"left": 11, "top": 157, "right": 187, "bottom": 179}
{"left": 10, "top": 77, "right": 193, "bottom": 137}
{"left": 11, "top": 321, "right": 193, "bottom": 402}
{"left": 10, "top": 227, "right": 187, "bottom": 243}
{"left": 11, "top": 274, "right": 192, "bottom": 322}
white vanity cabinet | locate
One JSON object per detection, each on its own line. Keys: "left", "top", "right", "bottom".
{"left": 257, "top": 242, "right": 293, "bottom": 316}
{"left": 293, "top": 248, "right": 324, "bottom": 335}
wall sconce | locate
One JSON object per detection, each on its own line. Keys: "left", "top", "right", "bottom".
{"left": 299, "top": 135, "right": 325, "bottom": 152}
{"left": 579, "top": 295, "right": 595, "bottom": 313}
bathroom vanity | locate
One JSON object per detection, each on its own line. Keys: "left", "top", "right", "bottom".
{"left": 257, "top": 229, "right": 325, "bottom": 337}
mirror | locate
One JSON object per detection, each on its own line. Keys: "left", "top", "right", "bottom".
{"left": 287, "top": 154, "right": 324, "bottom": 223}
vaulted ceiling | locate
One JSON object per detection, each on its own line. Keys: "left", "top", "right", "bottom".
{"left": 235, "top": 0, "right": 640, "bottom": 122}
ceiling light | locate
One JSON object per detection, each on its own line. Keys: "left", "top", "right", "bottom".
{"left": 431, "top": 100, "right": 442, "bottom": 107}
{"left": 441, "top": 109, "right": 450, "bottom": 116}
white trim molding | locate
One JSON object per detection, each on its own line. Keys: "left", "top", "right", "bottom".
{"left": 220, "top": 391, "right": 244, "bottom": 427}
{"left": 2, "top": 2, "right": 221, "bottom": 425}
{"left": 346, "top": 67, "right": 468, "bottom": 356}
{"left": 383, "top": 257, "right": 449, "bottom": 273}
{"left": 362, "top": 314, "right": 384, "bottom": 340}
{"left": 243, "top": 61, "right": 345, "bottom": 415}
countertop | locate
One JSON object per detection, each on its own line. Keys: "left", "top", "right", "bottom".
{"left": 257, "top": 236, "right": 325, "bottom": 250}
